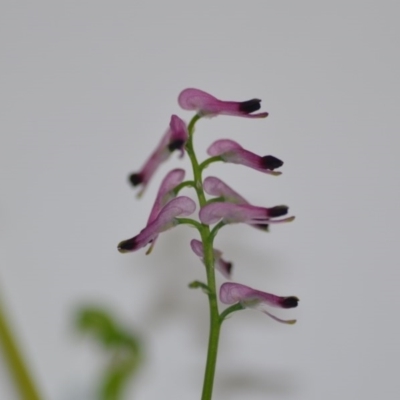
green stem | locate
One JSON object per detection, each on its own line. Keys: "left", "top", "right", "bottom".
{"left": 188, "top": 281, "right": 211, "bottom": 294}
{"left": 209, "top": 221, "right": 225, "bottom": 242}
{"left": 219, "top": 303, "right": 244, "bottom": 323}
{"left": 0, "top": 295, "right": 43, "bottom": 400}
{"left": 200, "top": 229, "right": 221, "bottom": 400}
{"left": 173, "top": 180, "right": 195, "bottom": 195}
{"left": 185, "top": 115, "right": 221, "bottom": 400}
{"left": 199, "top": 156, "right": 223, "bottom": 173}
{"left": 175, "top": 218, "right": 203, "bottom": 231}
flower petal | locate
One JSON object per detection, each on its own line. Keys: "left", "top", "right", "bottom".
{"left": 168, "top": 115, "right": 188, "bottom": 157}
{"left": 118, "top": 196, "right": 196, "bottom": 253}
{"left": 190, "top": 239, "right": 232, "bottom": 278}
{"left": 207, "top": 139, "right": 283, "bottom": 175}
{"left": 220, "top": 282, "right": 298, "bottom": 324}
{"left": 178, "top": 88, "right": 268, "bottom": 118}
{"left": 203, "top": 176, "right": 273, "bottom": 231}
{"left": 147, "top": 169, "right": 185, "bottom": 224}
{"left": 129, "top": 115, "right": 188, "bottom": 193}
{"left": 199, "top": 202, "right": 291, "bottom": 225}
{"left": 203, "top": 176, "right": 249, "bottom": 204}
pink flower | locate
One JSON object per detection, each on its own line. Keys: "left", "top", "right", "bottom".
{"left": 203, "top": 176, "right": 269, "bottom": 230}
{"left": 220, "top": 282, "right": 298, "bottom": 324}
{"left": 207, "top": 139, "right": 283, "bottom": 175}
{"left": 178, "top": 88, "right": 269, "bottom": 118}
{"left": 129, "top": 115, "right": 188, "bottom": 194}
{"left": 118, "top": 196, "right": 196, "bottom": 253}
{"left": 190, "top": 239, "right": 232, "bottom": 279}
{"left": 199, "top": 202, "right": 294, "bottom": 226}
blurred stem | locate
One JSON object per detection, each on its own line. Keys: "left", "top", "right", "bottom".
{"left": 219, "top": 303, "right": 244, "bottom": 322}
{"left": 173, "top": 180, "right": 195, "bottom": 195}
{"left": 199, "top": 156, "right": 223, "bottom": 172}
{"left": 0, "top": 295, "right": 43, "bottom": 400}
{"left": 186, "top": 115, "right": 221, "bottom": 400}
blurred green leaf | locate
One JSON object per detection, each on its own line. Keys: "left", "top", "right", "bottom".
{"left": 75, "top": 306, "right": 143, "bottom": 400}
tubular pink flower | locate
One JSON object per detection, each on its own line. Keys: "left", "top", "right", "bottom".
{"left": 178, "top": 88, "right": 269, "bottom": 118}
{"left": 190, "top": 239, "right": 232, "bottom": 279}
{"left": 207, "top": 139, "right": 283, "bottom": 175}
{"left": 220, "top": 282, "right": 299, "bottom": 324}
{"left": 118, "top": 196, "right": 196, "bottom": 253}
{"left": 203, "top": 176, "right": 269, "bottom": 231}
{"left": 199, "top": 202, "right": 294, "bottom": 226}
{"left": 129, "top": 115, "right": 188, "bottom": 193}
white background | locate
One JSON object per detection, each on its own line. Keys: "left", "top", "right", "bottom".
{"left": 1, "top": 1, "right": 400, "bottom": 399}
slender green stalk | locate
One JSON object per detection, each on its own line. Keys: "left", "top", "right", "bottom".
{"left": 199, "top": 156, "right": 222, "bottom": 172}
{"left": 219, "top": 303, "right": 244, "bottom": 322}
{"left": 0, "top": 295, "right": 43, "bottom": 400}
{"left": 185, "top": 115, "right": 222, "bottom": 400}
{"left": 173, "top": 180, "right": 195, "bottom": 195}
{"left": 175, "top": 218, "right": 203, "bottom": 231}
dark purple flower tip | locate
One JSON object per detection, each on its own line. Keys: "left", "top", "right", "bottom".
{"left": 168, "top": 139, "right": 186, "bottom": 152}
{"left": 260, "top": 155, "right": 284, "bottom": 170}
{"left": 238, "top": 99, "right": 262, "bottom": 113}
{"left": 253, "top": 223, "right": 270, "bottom": 231}
{"left": 117, "top": 237, "right": 138, "bottom": 253}
{"left": 225, "top": 262, "right": 233, "bottom": 276}
{"left": 268, "top": 205, "right": 289, "bottom": 218}
{"left": 168, "top": 115, "right": 188, "bottom": 157}
{"left": 129, "top": 173, "right": 143, "bottom": 187}
{"left": 280, "top": 296, "right": 299, "bottom": 308}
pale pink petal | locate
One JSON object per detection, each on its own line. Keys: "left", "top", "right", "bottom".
{"left": 203, "top": 176, "right": 249, "bottom": 204}
{"left": 190, "top": 239, "right": 232, "bottom": 278}
{"left": 129, "top": 129, "right": 171, "bottom": 190}
{"left": 207, "top": 139, "right": 283, "bottom": 174}
{"left": 199, "top": 202, "right": 289, "bottom": 225}
{"left": 203, "top": 177, "right": 273, "bottom": 231}
{"left": 220, "top": 282, "right": 298, "bottom": 308}
{"left": 178, "top": 88, "right": 268, "bottom": 118}
{"left": 220, "top": 282, "right": 298, "bottom": 324}
{"left": 129, "top": 115, "right": 188, "bottom": 193}
{"left": 118, "top": 196, "right": 196, "bottom": 253}
{"left": 147, "top": 169, "right": 185, "bottom": 224}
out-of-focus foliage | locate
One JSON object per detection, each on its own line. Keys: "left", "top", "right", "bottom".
{"left": 76, "top": 307, "right": 143, "bottom": 400}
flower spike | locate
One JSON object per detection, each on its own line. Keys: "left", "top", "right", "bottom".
{"left": 207, "top": 139, "right": 283, "bottom": 175}
{"left": 220, "top": 282, "right": 298, "bottom": 324}
{"left": 129, "top": 115, "right": 188, "bottom": 194}
{"left": 190, "top": 239, "right": 232, "bottom": 279}
{"left": 199, "top": 202, "right": 294, "bottom": 226}
{"left": 118, "top": 196, "right": 196, "bottom": 253}
{"left": 178, "top": 88, "right": 269, "bottom": 118}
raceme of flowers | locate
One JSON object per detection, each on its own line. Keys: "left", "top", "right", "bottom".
{"left": 118, "top": 87, "right": 298, "bottom": 324}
